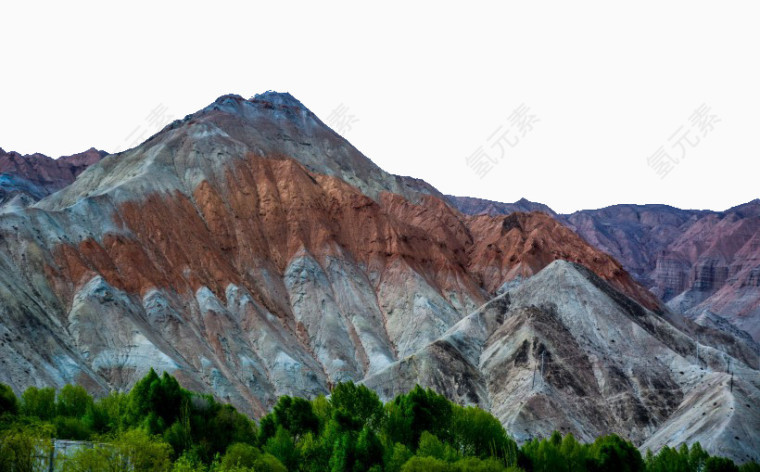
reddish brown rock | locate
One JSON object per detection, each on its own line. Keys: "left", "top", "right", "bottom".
{"left": 0, "top": 147, "right": 106, "bottom": 191}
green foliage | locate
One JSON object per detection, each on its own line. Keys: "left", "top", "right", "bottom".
{"left": 128, "top": 368, "right": 185, "bottom": 435}
{"left": 689, "top": 443, "right": 710, "bottom": 472}
{"left": 84, "top": 391, "right": 128, "bottom": 434}
{"left": 386, "top": 384, "right": 453, "bottom": 448}
{"left": 0, "top": 427, "right": 51, "bottom": 472}
{"left": 522, "top": 435, "right": 566, "bottom": 472}
{"left": 254, "top": 452, "right": 288, "bottom": 472}
{"left": 2, "top": 372, "right": 756, "bottom": 472}
{"left": 740, "top": 463, "right": 760, "bottom": 472}
{"left": 451, "top": 405, "right": 518, "bottom": 463}
{"left": 220, "top": 442, "right": 260, "bottom": 468}
{"left": 0, "top": 383, "right": 19, "bottom": 417}
{"left": 588, "top": 434, "right": 644, "bottom": 472}
{"left": 60, "top": 429, "right": 172, "bottom": 472}
{"left": 260, "top": 395, "right": 319, "bottom": 442}
{"left": 385, "top": 442, "right": 414, "bottom": 472}
{"left": 171, "top": 452, "right": 208, "bottom": 472}
{"left": 705, "top": 456, "right": 740, "bottom": 472}
{"left": 265, "top": 426, "right": 299, "bottom": 471}
{"left": 418, "top": 431, "right": 460, "bottom": 462}
{"left": 354, "top": 426, "right": 383, "bottom": 471}
{"left": 402, "top": 455, "right": 453, "bottom": 472}
{"left": 56, "top": 384, "right": 93, "bottom": 418}
{"left": 330, "top": 382, "right": 383, "bottom": 428}
{"left": 20, "top": 386, "right": 55, "bottom": 420}
{"left": 54, "top": 416, "right": 92, "bottom": 440}
{"left": 201, "top": 403, "right": 257, "bottom": 459}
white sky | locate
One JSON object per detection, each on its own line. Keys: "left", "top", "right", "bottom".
{"left": 1, "top": 1, "right": 758, "bottom": 214}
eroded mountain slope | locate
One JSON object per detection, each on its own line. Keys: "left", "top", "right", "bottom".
{"left": 0, "top": 93, "right": 648, "bottom": 418}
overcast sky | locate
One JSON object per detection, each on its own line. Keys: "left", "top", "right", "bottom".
{"left": 2, "top": 1, "right": 758, "bottom": 213}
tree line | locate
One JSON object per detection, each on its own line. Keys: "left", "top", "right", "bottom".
{"left": 0, "top": 370, "right": 757, "bottom": 471}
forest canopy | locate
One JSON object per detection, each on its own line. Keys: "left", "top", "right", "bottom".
{"left": 0, "top": 370, "right": 757, "bottom": 472}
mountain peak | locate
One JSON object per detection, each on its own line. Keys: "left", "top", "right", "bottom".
{"left": 251, "top": 90, "right": 307, "bottom": 109}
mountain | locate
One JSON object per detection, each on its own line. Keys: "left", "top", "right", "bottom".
{"left": 363, "top": 260, "right": 760, "bottom": 462}
{"left": 1, "top": 92, "right": 758, "bottom": 463}
{"left": 0, "top": 92, "right": 645, "bottom": 409}
{"left": 0, "top": 147, "right": 107, "bottom": 205}
{"left": 446, "top": 196, "right": 557, "bottom": 217}
{"left": 656, "top": 201, "right": 760, "bottom": 340}
{"left": 449, "top": 197, "right": 760, "bottom": 342}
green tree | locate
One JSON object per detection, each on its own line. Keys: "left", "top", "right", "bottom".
{"left": 20, "top": 386, "right": 55, "bottom": 420}
{"left": 53, "top": 416, "right": 92, "bottom": 440}
{"left": 330, "top": 382, "right": 383, "bottom": 428}
{"left": 92, "top": 390, "right": 129, "bottom": 432}
{"left": 588, "top": 434, "right": 644, "bottom": 472}
{"left": 258, "top": 395, "right": 319, "bottom": 445}
{"left": 522, "top": 435, "right": 564, "bottom": 472}
{"left": 220, "top": 442, "right": 259, "bottom": 469}
{"left": 354, "top": 426, "right": 384, "bottom": 471}
{"left": 560, "top": 433, "right": 588, "bottom": 472}
{"left": 453, "top": 456, "right": 512, "bottom": 471}
{"left": 56, "top": 384, "right": 93, "bottom": 418}
{"left": 418, "top": 431, "right": 459, "bottom": 462}
{"left": 329, "top": 431, "right": 354, "bottom": 472}
{"left": 171, "top": 452, "right": 207, "bottom": 472}
{"left": 400, "top": 455, "right": 452, "bottom": 472}
{"left": 264, "top": 426, "right": 298, "bottom": 471}
{"left": 0, "top": 427, "right": 51, "bottom": 472}
{"left": 60, "top": 429, "right": 171, "bottom": 472}
{"left": 128, "top": 369, "right": 186, "bottom": 435}
{"left": 385, "top": 385, "right": 452, "bottom": 448}
{"left": 0, "top": 383, "right": 19, "bottom": 417}
{"left": 311, "top": 395, "right": 332, "bottom": 429}
{"left": 115, "top": 429, "right": 173, "bottom": 471}
{"left": 451, "top": 405, "right": 516, "bottom": 463}
{"left": 299, "top": 431, "right": 333, "bottom": 472}
{"left": 705, "top": 456, "right": 740, "bottom": 472}
{"left": 385, "top": 442, "right": 414, "bottom": 472}
{"left": 689, "top": 443, "right": 709, "bottom": 472}
{"left": 275, "top": 395, "right": 320, "bottom": 438}
{"left": 254, "top": 452, "right": 288, "bottom": 472}
{"left": 201, "top": 403, "right": 256, "bottom": 457}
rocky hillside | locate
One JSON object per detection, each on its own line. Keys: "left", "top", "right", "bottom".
{"left": 1, "top": 92, "right": 758, "bottom": 463}
{"left": 0, "top": 147, "right": 106, "bottom": 205}
{"left": 363, "top": 260, "right": 760, "bottom": 462}
{"left": 449, "top": 196, "right": 760, "bottom": 342}
{"left": 446, "top": 196, "right": 557, "bottom": 218}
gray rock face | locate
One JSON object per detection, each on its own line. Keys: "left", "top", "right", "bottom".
{"left": 363, "top": 261, "right": 760, "bottom": 462}
{"left": 1, "top": 93, "right": 758, "bottom": 464}
{"left": 0, "top": 93, "right": 490, "bottom": 418}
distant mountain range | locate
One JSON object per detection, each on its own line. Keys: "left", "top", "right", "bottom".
{"left": 447, "top": 196, "right": 760, "bottom": 341}
{"left": 1, "top": 93, "right": 758, "bottom": 463}
{"left": 0, "top": 147, "right": 107, "bottom": 206}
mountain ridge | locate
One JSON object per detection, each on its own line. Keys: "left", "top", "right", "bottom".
{"left": 1, "top": 92, "right": 758, "bottom": 463}
{"left": 448, "top": 195, "right": 760, "bottom": 341}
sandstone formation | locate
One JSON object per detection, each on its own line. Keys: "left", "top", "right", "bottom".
{"left": 446, "top": 196, "right": 557, "bottom": 218}
{"left": 449, "top": 197, "right": 760, "bottom": 342}
{"left": 0, "top": 147, "right": 106, "bottom": 205}
{"left": 1, "top": 92, "right": 758, "bottom": 463}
